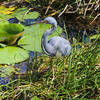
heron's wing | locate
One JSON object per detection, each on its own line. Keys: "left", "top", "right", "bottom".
{"left": 48, "top": 36, "right": 71, "bottom": 56}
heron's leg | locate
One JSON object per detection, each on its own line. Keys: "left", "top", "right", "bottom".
{"left": 63, "top": 57, "right": 67, "bottom": 84}
{"left": 50, "top": 57, "right": 58, "bottom": 88}
{"left": 51, "top": 57, "right": 55, "bottom": 83}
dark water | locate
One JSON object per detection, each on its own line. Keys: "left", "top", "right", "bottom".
{"left": 0, "top": 51, "right": 42, "bottom": 85}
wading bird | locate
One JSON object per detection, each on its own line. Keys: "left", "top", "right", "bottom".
{"left": 39, "top": 17, "right": 71, "bottom": 57}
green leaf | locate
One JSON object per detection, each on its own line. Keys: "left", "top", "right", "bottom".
{"left": 0, "top": 13, "right": 13, "bottom": 20}
{"left": 18, "top": 23, "right": 62, "bottom": 52}
{"left": 0, "top": 21, "right": 24, "bottom": 42}
{"left": 90, "top": 34, "right": 100, "bottom": 40}
{"left": 0, "top": 46, "right": 29, "bottom": 64}
{"left": 2, "top": 23, "right": 24, "bottom": 35}
{"left": 24, "top": 11, "right": 40, "bottom": 19}
{"left": 13, "top": 8, "right": 40, "bottom": 21}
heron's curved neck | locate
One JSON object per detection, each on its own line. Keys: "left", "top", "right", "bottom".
{"left": 45, "top": 25, "right": 56, "bottom": 36}
{"left": 41, "top": 25, "right": 56, "bottom": 55}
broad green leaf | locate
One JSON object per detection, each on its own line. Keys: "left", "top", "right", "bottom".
{"left": 18, "top": 23, "right": 62, "bottom": 52}
{"left": 0, "top": 46, "right": 29, "bottom": 64}
{"left": 1, "top": 23, "right": 24, "bottom": 35}
{"left": 0, "top": 21, "right": 24, "bottom": 42}
{"left": 13, "top": 8, "right": 40, "bottom": 21}
{"left": 0, "top": 13, "right": 12, "bottom": 20}
{"left": 24, "top": 11, "right": 40, "bottom": 19}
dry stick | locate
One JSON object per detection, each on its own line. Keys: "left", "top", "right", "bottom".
{"left": 47, "top": 0, "right": 83, "bottom": 17}
{"left": 76, "top": 0, "right": 79, "bottom": 6}
{"left": 95, "top": 0, "right": 100, "bottom": 8}
{"left": 47, "top": 10, "right": 59, "bottom": 17}
{"left": 90, "top": 13, "right": 100, "bottom": 25}
{"left": 79, "top": 2, "right": 97, "bottom": 7}
{"left": 45, "top": 0, "right": 56, "bottom": 15}
{"left": 58, "top": 4, "right": 68, "bottom": 17}
{"left": 84, "top": 0, "right": 92, "bottom": 17}
{"left": 90, "top": 0, "right": 100, "bottom": 16}
{"left": 14, "top": 89, "right": 23, "bottom": 98}
{"left": 95, "top": 1, "right": 100, "bottom": 11}
{"left": 65, "top": 0, "right": 82, "bottom": 14}
{"left": 89, "top": 0, "right": 99, "bottom": 10}
{"left": 22, "top": 8, "right": 33, "bottom": 22}
{"left": 87, "top": 2, "right": 95, "bottom": 11}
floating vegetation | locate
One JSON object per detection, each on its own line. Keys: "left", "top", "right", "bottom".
{"left": 18, "top": 23, "right": 63, "bottom": 52}
{"left": 0, "top": 21, "right": 24, "bottom": 44}
{"left": 12, "top": 8, "right": 40, "bottom": 21}
{"left": 0, "top": 46, "right": 29, "bottom": 64}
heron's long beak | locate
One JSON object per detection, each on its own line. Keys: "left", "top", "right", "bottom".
{"left": 33, "top": 20, "right": 48, "bottom": 25}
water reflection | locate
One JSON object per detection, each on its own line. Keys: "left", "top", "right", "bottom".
{"left": 0, "top": 77, "right": 10, "bottom": 85}
{"left": 0, "top": 51, "right": 42, "bottom": 85}
{"left": 15, "top": 51, "right": 42, "bottom": 73}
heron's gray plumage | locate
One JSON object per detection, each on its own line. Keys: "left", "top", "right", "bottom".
{"left": 41, "top": 17, "right": 71, "bottom": 57}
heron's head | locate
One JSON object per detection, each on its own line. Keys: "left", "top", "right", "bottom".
{"left": 44, "top": 17, "right": 57, "bottom": 28}
{"left": 33, "top": 16, "right": 57, "bottom": 29}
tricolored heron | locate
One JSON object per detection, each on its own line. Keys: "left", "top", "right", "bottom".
{"left": 34, "top": 17, "right": 71, "bottom": 82}
{"left": 40, "top": 17, "right": 71, "bottom": 57}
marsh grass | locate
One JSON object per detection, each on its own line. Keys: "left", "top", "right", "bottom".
{"left": 0, "top": 38, "right": 100, "bottom": 100}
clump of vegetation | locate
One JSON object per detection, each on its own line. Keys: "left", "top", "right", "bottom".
{"left": 0, "top": 38, "right": 99, "bottom": 99}
{"left": 0, "top": 0, "right": 99, "bottom": 100}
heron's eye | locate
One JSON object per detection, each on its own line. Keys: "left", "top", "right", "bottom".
{"left": 51, "top": 26, "right": 53, "bottom": 28}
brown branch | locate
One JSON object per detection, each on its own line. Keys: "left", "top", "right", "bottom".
{"left": 22, "top": 8, "right": 33, "bottom": 22}
{"left": 84, "top": 0, "right": 92, "bottom": 17}
{"left": 65, "top": 0, "right": 82, "bottom": 14}
{"left": 90, "top": 13, "right": 100, "bottom": 25}
{"left": 45, "top": 0, "right": 56, "bottom": 15}
{"left": 58, "top": 4, "right": 68, "bottom": 17}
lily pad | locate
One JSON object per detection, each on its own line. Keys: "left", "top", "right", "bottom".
{"left": 18, "top": 23, "right": 62, "bottom": 52}
{"left": 0, "top": 13, "right": 12, "bottom": 20}
{"left": 24, "top": 11, "right": 40, "bottom": 19}
{"left": 0, "top": 21, "right": 24, "bottom": 42}
{"left": 0, "top": 46, "right": 29, "bottom": 64}
{"left": 13, "top": 8, "right": 40, "bottom": 21}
